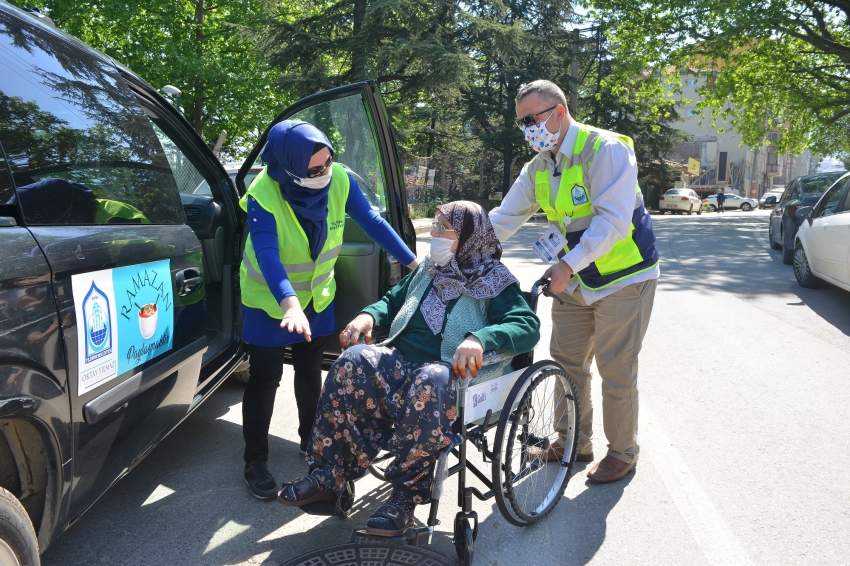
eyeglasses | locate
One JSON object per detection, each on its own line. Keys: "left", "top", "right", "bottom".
{"left": 431, "top": 221, "right": 456, "bottom": 236}
{"left": 515, "top": 106, "right": 557, "bottom": 129}
{"left": 306, "top": 155, "right": 333, "bottom": 178}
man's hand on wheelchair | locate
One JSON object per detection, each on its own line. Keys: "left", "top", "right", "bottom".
{"left": 453, "top": 336, "right": 484, "bottom": 379}
{"left": 542, "top": 259, "right": 573, "bottom": 296}
{"left": 339, "top": 313, "right": 374, "bottom": 350}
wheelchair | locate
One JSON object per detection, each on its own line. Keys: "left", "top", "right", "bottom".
{"left": 304, "top": 280, "right": 581, "bottom": 566}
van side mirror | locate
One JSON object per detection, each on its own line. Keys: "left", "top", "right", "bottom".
{"left": 765, "top": 196, "right": 777, "bottom": 205}
{"left": 795, "top": 207, "right": 814, "bottom": 221}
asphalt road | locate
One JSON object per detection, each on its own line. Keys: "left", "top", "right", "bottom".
{"left": 42, "top": 208, "right": 850, "bottom": 565}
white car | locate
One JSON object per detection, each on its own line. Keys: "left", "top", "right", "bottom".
{"left": 793, "top": 174, "right": 850, "bottom": 291}
{"left": 705, "top": 193, "right": 758, "bottom": 211}
{"left": 659, "top": 188, "right": 703, "bottom": 215}
{"left": 759, "top": 189, "right": 785, "bottom": 209}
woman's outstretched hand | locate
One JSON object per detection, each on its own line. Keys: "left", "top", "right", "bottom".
{"left": 339, "top": 313, "right": 375, "bottom": 349}
{"left": 280, "top": 296, "right": 312, "bottom": 342}
{"left": 452, "top": 336, "right": 484, "bottom": 379}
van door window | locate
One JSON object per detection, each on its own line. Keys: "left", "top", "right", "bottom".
{"left": 0, "top": 12, "right": 184, "bottom": 226}
{"left": 249, "top": 95, "right": 387, "bottom": 213}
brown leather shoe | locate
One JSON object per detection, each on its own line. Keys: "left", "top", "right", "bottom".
{"left": 586, "top": 455, "right": 635, "bottom": 483}
{"left": 527, "top": 443, "right": 593, "bottom": 463}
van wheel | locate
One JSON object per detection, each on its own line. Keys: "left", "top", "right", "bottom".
{"left": 232, "top": 369, "right": 250, "bottom": 385}
{"left": 709, "top": 205, "right": 717, "bottom": 212}
{"left": 0, "top": 487, "right": 40, "bottom": 566}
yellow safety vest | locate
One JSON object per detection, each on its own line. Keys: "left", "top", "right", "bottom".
{"left": 94, "top": 199, "right": 149, "bottom": 224}
{"left": 239, "top": 164, "right": 349, "bottom": 317}
{"left": 533, "top": 123, "right": 657, "bottom": 290}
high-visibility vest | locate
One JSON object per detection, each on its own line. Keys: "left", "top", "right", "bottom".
{"left": 94, "top": 199, "right": 149, "bottom": 224}
{"left": 533, "top": 123, "right": 658, "bottom": 290}
{"left": 239, "top": 164, "right": 348, "bottom": 317}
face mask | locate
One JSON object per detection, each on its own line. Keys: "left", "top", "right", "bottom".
{"left": 521, "top": 109, "right": 561, "bottom": 153}
{"left": 429, "top": 237, "right": 456, "bottom": 267}
{"left": 286, "top": 169, "right": 332, "bottom": 190}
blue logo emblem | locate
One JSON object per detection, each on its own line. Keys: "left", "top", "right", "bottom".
{"left": 83, "top": 282, "right": 112, "bottom": 363}
{"left": 571, "top": 185, "right": 589, "bottom": 206}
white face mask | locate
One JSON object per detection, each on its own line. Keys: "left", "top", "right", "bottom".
{"left": 429, "top": 237, "right": 456, "bottom": 267}
{"left": 289, "top": 170, "right": 332, "bottom": 190}
{"left": 521, "top": 109, "right": 561, "bottom": 153}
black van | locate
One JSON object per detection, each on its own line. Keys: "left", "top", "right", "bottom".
{"left": 0, "top": 3, "right": 415, "bottom": 564}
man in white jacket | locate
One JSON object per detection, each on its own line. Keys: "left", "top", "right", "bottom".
{"left": 489, "top": 80, "right": 659, "bottom": 484}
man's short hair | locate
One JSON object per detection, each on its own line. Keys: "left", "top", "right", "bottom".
{"left": 516, "top": 80, "right": 568, "bottom": 108}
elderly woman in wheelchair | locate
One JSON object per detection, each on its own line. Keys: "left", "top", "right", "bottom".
{"left": 278, "top": 201, "right": 540, "bottom": 537}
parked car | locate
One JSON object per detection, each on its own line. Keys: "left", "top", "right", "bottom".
{"left": 705, "top": 193, "right": 758, "bottom": 212}
{"left": 659, "top": 188, "right": 703, "bottom": 215}
{"left": 193, "top": 162, "right": 261, "bottom": 196}
{"left": 759, "top": 188, "right": 785, "bottom": 209}
{"left": 792, "top": 173, "right": 850, "bottom": 290}
{"left": 767, "top": 170, "right": 847, "bottom": 264}
{"left": 0, "top": 3, "right": 416, "bottom": 563}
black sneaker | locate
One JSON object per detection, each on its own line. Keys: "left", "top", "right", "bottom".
{"left": 244, "top": 457, "right": 277, "bottom": 500}
{"left": 299, "top": 440, "right": 308, "bottom": 456}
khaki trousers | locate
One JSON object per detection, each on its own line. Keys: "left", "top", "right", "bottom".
{"left": 550, "top": 278, "right": 656, "bottom": 464}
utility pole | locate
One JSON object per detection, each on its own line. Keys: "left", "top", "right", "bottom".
{"left": 570, "top": 28, "right": 580, "bottom": 116}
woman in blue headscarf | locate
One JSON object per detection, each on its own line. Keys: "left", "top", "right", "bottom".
{"left": 238, "top": 120, "right": 418, "bottom": 500}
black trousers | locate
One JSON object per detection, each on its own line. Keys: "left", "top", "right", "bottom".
{"left": 242, "top": 336, "right": 328, "bottom": 464}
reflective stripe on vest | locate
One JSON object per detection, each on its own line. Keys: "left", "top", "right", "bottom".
{"left": 533, "top": 123, "right": 658, "bottom": 290}
{"left": 238, "top": 164, "right": 349, "bottom": 317}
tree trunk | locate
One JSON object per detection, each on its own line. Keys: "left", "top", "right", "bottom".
{"left": 193, "top": 0, "right": 205, "bottom": 139}
{"left": 351, "top": 0, "right": 368, "bottom": 81}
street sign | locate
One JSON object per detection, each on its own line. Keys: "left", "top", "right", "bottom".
{"left": 687, "top": 158, "right": 700, "bottom": 176}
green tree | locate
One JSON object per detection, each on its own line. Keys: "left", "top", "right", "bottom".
{"left": 258, "top": 0, "right": 469, "bottom": 102}
{"left": 582, "top": 52, "right": 690, "bottom": 192}
{"left": 588, "top": 0, "right": 850, "bottom": 157}
{"left": 461, "top": 0, "right": 577, "bottom": 193}
{"left": 16, "top": 0, "right": 284, "bottom": 156}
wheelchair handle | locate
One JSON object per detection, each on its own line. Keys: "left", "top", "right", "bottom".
{"left": 533, "top": 278, "right": 564, "bottom": 305}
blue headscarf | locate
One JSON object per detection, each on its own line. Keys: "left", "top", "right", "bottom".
{"left": 261, "top": 120, "right": 334, "bottom": 260}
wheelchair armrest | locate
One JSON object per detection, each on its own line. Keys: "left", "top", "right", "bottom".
{"left": 354, "top": 325, "right": 390, "bottom": 345}
{"left": 481, "top": 350, "right": 514, "bottom": 367}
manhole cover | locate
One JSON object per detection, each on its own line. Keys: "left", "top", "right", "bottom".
{"left": 280, "top": 542, "right": 457, "bottom": 566}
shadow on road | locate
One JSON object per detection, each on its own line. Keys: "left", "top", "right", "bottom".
{"left": 653, "top": 213, "right": 850, "bottom": 338}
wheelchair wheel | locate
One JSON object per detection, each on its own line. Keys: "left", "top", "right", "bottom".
{"left": 367, "top": 451, "right": 394, "bottom": 481}
{"left": 492, "top": 360, "right": 580, "bottom": 526}
{"left": 453, "top": 515, "right": 475, "bottom": 566}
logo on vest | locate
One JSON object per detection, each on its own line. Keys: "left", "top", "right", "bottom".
{"left": 330, "top": 220, "right": 344, "bottom": 231}
{"left": 571, "top": 185, "right": 589, "bottom": 206}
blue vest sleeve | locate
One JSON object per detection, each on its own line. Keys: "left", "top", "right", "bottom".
{"left": 247, "top": 196, "right": 296, "bottom": 304}
{"left": 345, "top": 176, "right": 416, "bottom": 265}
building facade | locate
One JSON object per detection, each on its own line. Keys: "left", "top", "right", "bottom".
{"left": 671, "top": 74, "right": 817, "bottom": 198}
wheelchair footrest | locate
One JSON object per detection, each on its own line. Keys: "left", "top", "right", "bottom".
{"left": 299, "top": 481, "right": 355, "bottom": 518}
{"left": 351, "top": 526, "right": 434, "bottom": 546}
{"left": 299, "top": 500, "right": 349, "bottom": 518}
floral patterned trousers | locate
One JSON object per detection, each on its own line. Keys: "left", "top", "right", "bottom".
{"left": 306, "top": 344, "right": 459, "bottom": 503}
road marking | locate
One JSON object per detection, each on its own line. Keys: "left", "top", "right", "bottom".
{"left": 642, "top": 405, "right": 753, "bottom": 565}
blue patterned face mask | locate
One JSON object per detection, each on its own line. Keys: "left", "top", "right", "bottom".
{"left": 521, "top": 109, "right": 561, "bottom": 152}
